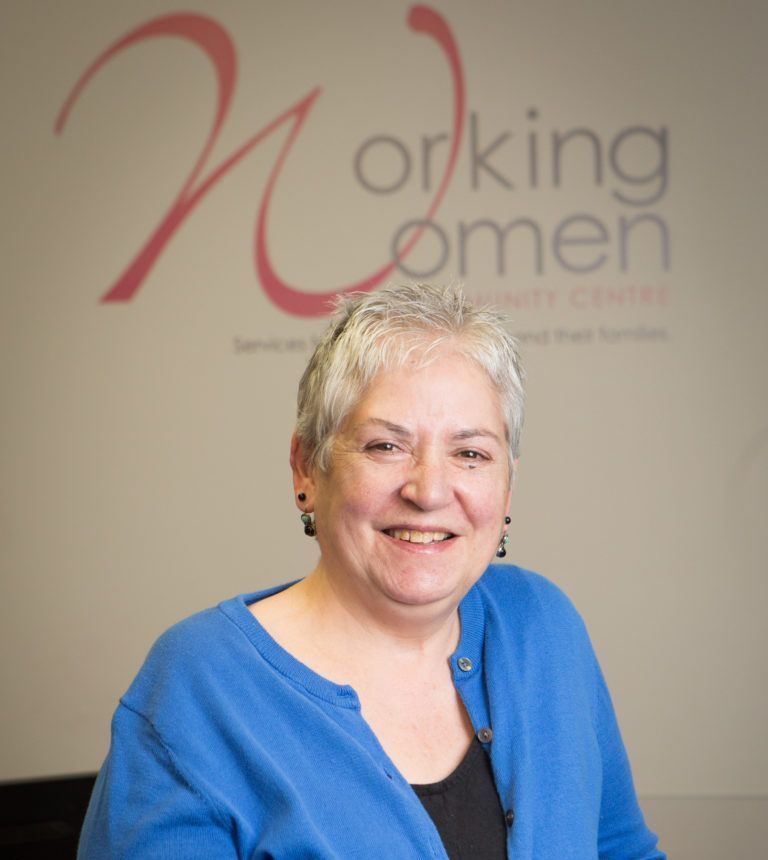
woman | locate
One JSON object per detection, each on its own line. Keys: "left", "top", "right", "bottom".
{"left": 78, "top": 284, "right": 664, "bottom": 859}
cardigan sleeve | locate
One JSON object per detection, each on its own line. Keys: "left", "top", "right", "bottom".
{"left": 78, "top": 703, "right": 237, "bottom": 859}
{"left": 593, "top": 658, "right": 666, "bottom": 860}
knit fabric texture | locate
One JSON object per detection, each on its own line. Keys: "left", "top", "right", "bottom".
{"left": 78, "top": 565, "right": 665, "bottom": 859}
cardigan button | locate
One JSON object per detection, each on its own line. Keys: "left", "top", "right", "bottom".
{"left": 505, "top": 808, "right": 515, "bottom": 827}
{"left": 457, "top": 656, "right": 473, "bottom": 672}
{"left": 477, "top": 726, "right": 493, "bottom": 743}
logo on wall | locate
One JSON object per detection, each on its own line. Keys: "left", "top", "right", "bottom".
{"left": 55, "top": 5, "right": 670, "bottom": 320}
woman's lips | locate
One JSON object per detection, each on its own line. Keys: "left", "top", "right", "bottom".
{"left": 383, "top": 528, "right": 454, "bottom": 544}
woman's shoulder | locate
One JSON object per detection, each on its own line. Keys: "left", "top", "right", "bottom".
{"left": 119, "top": 593, "right": 265, "bottom": 723}
{"left": 478, "top": 563, "right": 580, "bottom": 611}
{"left": 475, "top": 564, "right": 591, "bottom": 643}
{"left": 133, "top": 598, "right": 239, "bottom": 668}
{"left": 474, "top": 564, "right": 601, "bottom": 692}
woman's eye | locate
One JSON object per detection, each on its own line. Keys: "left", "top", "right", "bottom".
{"left": 458, "top": 449, "right": 485, "bottom": 461}
{"left": 367, "top": 442, "right": 397, "bottom": 453}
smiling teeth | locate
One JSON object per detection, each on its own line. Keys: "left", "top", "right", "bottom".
{"left": 387, "top": 529, "right": 451, "bottom": 544}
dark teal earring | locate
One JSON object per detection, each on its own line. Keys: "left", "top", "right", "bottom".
{"left": 301, "top": 512, "right": 316, "bottom": 537}
{"left": 496, "top": 516, "right": 511, "bottom": 557}
{"left": 297, "top": 493, "right": 315, "bottom": 536}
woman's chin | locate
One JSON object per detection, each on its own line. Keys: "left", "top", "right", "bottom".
{"left": 374, "top": 571, "right": 468, "bottom": 611}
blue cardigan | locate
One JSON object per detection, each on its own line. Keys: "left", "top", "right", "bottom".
{"left": 78, "top": 566, "right": 664, "bottom": 858}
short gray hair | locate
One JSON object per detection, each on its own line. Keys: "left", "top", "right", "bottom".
{"left": 296, "top": 283, "right": 525, "bottom": 472}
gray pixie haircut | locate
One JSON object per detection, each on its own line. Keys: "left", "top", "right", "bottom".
{"left": 296, "top": 283, "right": 525, "bottom": 472}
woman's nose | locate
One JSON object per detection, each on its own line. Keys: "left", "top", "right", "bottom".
{"left": 400, "top": 455, "right": 452, "bottom": 510}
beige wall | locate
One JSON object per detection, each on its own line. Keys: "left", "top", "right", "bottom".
{"left": 2, "top": 2, "right": 766, "bottom": 846}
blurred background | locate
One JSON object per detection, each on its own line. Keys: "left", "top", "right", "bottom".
{"left": 2, "top": 1, "right": 766, "bottom": 856}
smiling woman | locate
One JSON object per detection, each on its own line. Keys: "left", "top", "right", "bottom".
{"left": 299, "top": 351, "right": 512, "bottom": 619}
{"left": 77, "top": 284, "right": 665, "bottom": 859}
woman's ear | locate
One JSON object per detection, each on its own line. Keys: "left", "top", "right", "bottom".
{"left": 290, "top": 432, "right": 316, "bottom": 510}
{"left": 510, "top": 456, "right": 520, "bottom": 492}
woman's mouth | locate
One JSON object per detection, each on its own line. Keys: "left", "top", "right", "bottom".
{"left": 383, "top": 528, "right": 454, "bottom": 544}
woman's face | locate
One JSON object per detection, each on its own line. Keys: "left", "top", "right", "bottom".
{"left": 300, "top": 350, "right": 513, "bottom": 618}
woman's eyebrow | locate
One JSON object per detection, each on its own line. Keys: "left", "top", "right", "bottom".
{"left": 453, "top": 428, "right": 503, "bottom": 443}
{"left": 356, "top": 418, "right": 412, "bottom": 437}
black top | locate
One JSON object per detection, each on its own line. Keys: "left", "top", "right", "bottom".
{"left": 411, "top": 736, "right": 508, "bottom": 859}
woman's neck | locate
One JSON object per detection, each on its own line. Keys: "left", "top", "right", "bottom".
{"left": 251, "top": 566, "right": 464, "bottom": 685}
{"left": 251, "top": 566, "right": 476, "bottom": 783}
{"left": 302, "top": 564, "right": 462, "bottom": 655}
